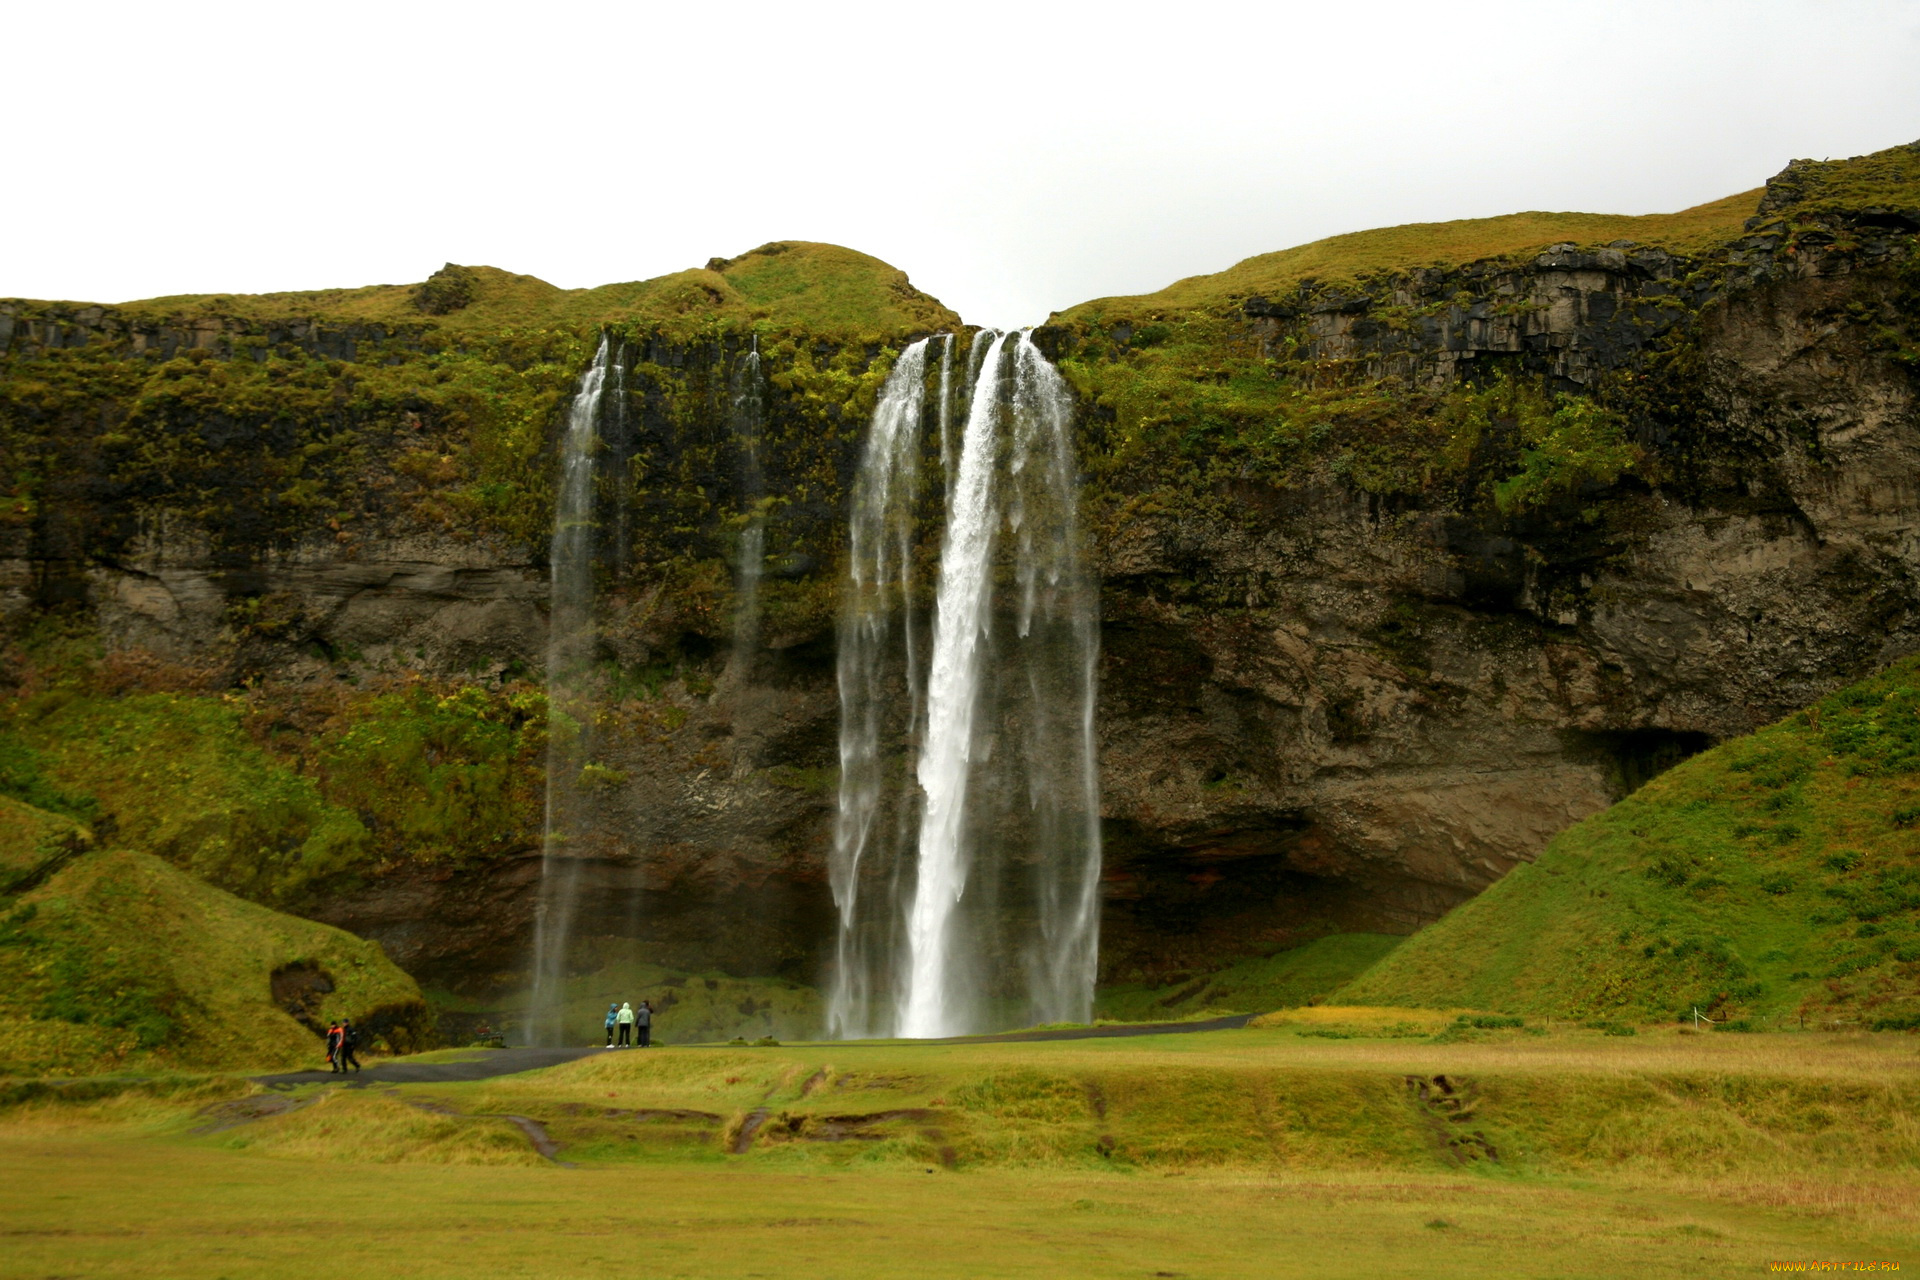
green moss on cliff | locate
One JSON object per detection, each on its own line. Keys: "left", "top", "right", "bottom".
{"left": 1059, "top": 139, "right": 1920, "bottom": 533}
{"left": 2, "top": 625, "right": 549, "bottom": 909}
{"left": 312, "top": 683, "right": 546, "bottom": 866}
{"left": 1753, "top": 140, "right": 1920, "bottom": 220}
{"left": 1341, "top": 656, "right": 1920, "bottom": 1028}
{"left": 1060, "top": 316, "right": 1639, "bottom": 531}
{"left": 14, "top": 692, "right": 373, "bottom": 908}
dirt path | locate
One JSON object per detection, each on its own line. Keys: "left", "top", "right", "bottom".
{"left": 253, "top": 1016, "right": 1257, "bottom": 1089}
{"left": 254, "top": 1046, "right": 601, "bottom": 1088}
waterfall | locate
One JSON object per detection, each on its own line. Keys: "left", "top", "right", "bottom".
{"left": 730, "top": 337, "right": 768, "bottom": 677}
{"left": 527, "top": 334, "right": 617, "bottom": 1046}
{"left": 1005, "top": 333, "right": 1103, "bottom": 1026}
{"left": 827, "top": 337, "right": 935, "bottom": 1039}
{"left": 936, "top": 334, "right": 955, "bottom": 502}
{"left": 830, "top": 330, "right": 1102, "bottom": 1040}
{"left": 899, "top": 331, "right": 1008, "bottom": 1038}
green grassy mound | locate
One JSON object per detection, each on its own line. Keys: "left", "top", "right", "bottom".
{"left": 54, "top": 241, "right": 958, "bottom": 342}
{"left": 1341, "top": 656, "right": 1920, "bottom": 1028}
{"left": 0, "top": 821, "right": 428, "bottom": 1076}
{"left": 1096, "top": 932, "right": 1403, "bottom": 1021}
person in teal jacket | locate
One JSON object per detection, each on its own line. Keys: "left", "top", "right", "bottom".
{"left": 604, "top": 1003, "right": 619, "bottom": 1048}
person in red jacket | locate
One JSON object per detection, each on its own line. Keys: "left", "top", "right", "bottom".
{"left": 337, "top": 1019, "right": 363, "bottom": 1072}
{"left": 325, "top": 1021, "right": 344, "bottom": 1072}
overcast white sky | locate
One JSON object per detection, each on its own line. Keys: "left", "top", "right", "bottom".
{"left": 6, "top": 1, "right": 1918, "bottom": 327}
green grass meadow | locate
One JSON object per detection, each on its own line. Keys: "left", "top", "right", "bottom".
{"left": 2, "top": 1025, "right": 1915, "bottom": 1278}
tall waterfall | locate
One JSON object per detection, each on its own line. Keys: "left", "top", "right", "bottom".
{"left": 828, "top": 331, "right": 1101, "bottom": 1039}
{"left": 528, "top": 334, "right": 617, "bottom": 1045}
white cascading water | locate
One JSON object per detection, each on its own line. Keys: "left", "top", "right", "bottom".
{"left": 830, "top": 330, "right": 1101, "bottom": 1040}
{"left": 1005, "top": 333, "right": 1103, "bottom": 1024}
{"left": 899, "top": 331, "right": 1009, "bottom": 1038}
{"left": 827, "top": 337, "right": 934, "bottom": 1039}
{"left": 527, "top": 334, "right": 616, "bottom": 1045}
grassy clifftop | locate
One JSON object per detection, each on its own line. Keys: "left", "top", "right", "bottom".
{"left": 61, "top": 240, "right": 959, "bottom": 342}
{"left": 1341, "top": 656, "right": 1920, "bottom": 1029}
{"left": 1061, "top": 189, "right": 1762, "bottom": 324}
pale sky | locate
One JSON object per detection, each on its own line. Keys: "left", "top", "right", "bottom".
{"left": 6, "top": 1, "right": 1918, "bottom": 328}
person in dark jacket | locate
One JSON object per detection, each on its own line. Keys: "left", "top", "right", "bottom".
{"left": 636, "top": 1000, "right": 653, "bottom": 1048}
{"left": 337, "top": 1019, "right": 362, "bottom": 1072}
{"left": 326, "top": 1020, "right": 344, "bottom": 1072}
{"left": 604, "top": 1003, "right": 619, "bottom": 1048}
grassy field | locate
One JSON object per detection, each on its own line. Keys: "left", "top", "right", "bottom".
{"left": 1, "top": 1024, "right": 1914, "bottom": 1277}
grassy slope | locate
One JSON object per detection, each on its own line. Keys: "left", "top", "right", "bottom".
{"left": 1342, "top": 656, "right": 1920, "bottom": 1027}
{"left": 1059, "top": 189, "right": 1762, "bottom": 323}
{"left": 0, "top": 794, "right": 89, "bottom": 894}
{"left": 0, "top": 827, "right": 426, "bottom": 1076}
{"left": 1095, "top": 932, "right": 1403, "bottom": 1021}
{"left": 63, "top": 241, "right": 959, "bottom": 341}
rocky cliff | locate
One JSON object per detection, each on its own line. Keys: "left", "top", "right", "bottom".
{"left": 2, "top": 148, "right": 1916, "bottom": 1000}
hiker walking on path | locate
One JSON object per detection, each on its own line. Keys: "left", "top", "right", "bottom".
{"left": 636, "top": 1000, "right": 653, "bottom": 1048}
{"left": 604, "top": 1003, "right": 619, "bottom": 1048}
{"left": 338, "top": 1019, "right": 363, "bottom": 1072}
{"left": 616, "top": 1001, "right": 634, "bottom": 1047}
{"left": 326, "top": 1020, "right": 344, "bottom": 1072}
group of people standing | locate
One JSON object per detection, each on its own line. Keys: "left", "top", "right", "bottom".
{"left": 325, "top": 1019, "right": 361, "bottom": 1072}
{"left": 606, "top": 1000, "right": 653, "bottom": 1048}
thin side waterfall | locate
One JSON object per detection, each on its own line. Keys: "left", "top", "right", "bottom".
{"left": 1005, "top": 332, "right": 1103, "bottom": 1025}
{"left": 528, "top": 335, "right": 616, "bottom": 1046}
{"left": 828, "top": 328, "right": 1100, "bottom": 1040}
{"left": 936, "top": 334, "right": 955, "bottom": 502}
{"left": 827, "top": 337, "right": 935, "bottom": 1039}
{"left": 730, "top": 337, "right": 768, "bottom": 676}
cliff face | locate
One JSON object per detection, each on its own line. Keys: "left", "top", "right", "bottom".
{"left": 1067, "top": 156, "right": 1920, "bottom": 979}
{"left": 3, "top": 150, "right": 1917, "bottom": 996}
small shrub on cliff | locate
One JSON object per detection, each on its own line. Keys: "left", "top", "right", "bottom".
{"left": 412, "top": 263, "right": 478, "bottom": 315}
